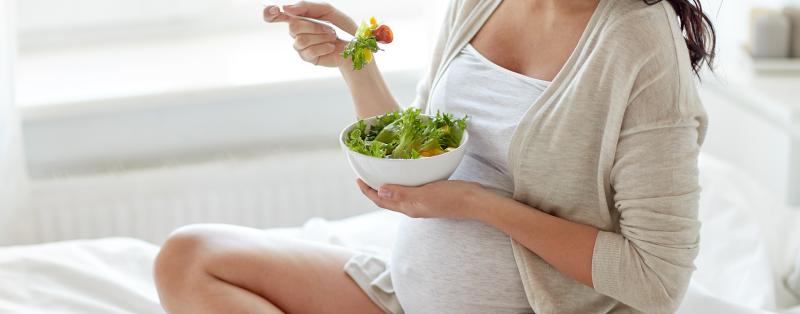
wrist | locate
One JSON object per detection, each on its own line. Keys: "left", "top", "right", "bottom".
{"left": 465, "top": 184, "right": 501, "bottom": 222}
{"left": 337, "top": 54, "right": 353, "bottom": 71}
{"left": 339, "top": 55, "right": 382, "bottom": 73}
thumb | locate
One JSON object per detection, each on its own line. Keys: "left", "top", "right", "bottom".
{"left": 378, "top": 184, "right": 414, "bottom": 201}
{"left": 263, "top": 5, "right": 290, "bottom": 23}
{"left": 284, "top": 1, "right": 357, "bottom": 35}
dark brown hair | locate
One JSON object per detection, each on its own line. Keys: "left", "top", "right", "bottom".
{"left": 644, "top": 0, "right": 717, "bottom": 75}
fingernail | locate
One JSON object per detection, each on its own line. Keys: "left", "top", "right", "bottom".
{"left": 378, "top": 188, "right": 393, "bottom": 199}
{"left": 268, "top": 6, "right": 279, "bottom": 15}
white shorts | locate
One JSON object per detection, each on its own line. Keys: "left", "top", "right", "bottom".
{"left": 343, "top": 253, "right": 402, "bottom": 314}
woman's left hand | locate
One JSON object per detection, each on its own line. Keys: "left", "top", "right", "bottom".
{"left": 356, "top": 179, "right": 493, "bottom": 220}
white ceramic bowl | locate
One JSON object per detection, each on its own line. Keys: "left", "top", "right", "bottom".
{"left": 339, "top": 115, "right": 469, "bottom": 191}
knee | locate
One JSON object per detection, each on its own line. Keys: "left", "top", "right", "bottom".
{"left": 154, "top": 224, "right": 218, "bottom": 290}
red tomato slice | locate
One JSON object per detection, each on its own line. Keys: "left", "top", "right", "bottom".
{"left": 372, "top": 25, "right": 393, "bottom": 44}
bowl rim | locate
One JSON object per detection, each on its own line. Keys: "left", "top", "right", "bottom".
{"left": 339, "top": 113, "right": 469, "bottom": 161}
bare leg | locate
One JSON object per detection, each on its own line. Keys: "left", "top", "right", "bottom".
{"left": 154, "top": 224, "right": 385, "bottom": 314}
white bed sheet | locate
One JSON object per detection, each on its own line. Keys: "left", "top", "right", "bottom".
{"left": 0, "top": 238, "right": 162, "bottom": 314}
{"left": 0, "top": 154, "right": 798, "bottom": 314}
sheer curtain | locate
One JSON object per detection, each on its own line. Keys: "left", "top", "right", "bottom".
{"left": 0, "top": 0, "right": 29, "bottom": 245}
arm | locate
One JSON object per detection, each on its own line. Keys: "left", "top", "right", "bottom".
{"left": 590, "top": 121, "right": 702, "bottom": 313}
{"left": 339, "top": 60, "right": 400, "bottom": 118}
{"left": 474, "top": 193, "right": 599, "bottom": 287}
{"left": 263, "top": 2, "right": 399, "bottom": 118}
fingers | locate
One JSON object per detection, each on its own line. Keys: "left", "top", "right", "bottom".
{"left": 288, "top": 18, "right": 336, "bottom": 38}
{"left": 314, "top": 39, "right": 348, "bottom": 67}
{"left": 294, "top": 34, "right": 346, "bottom": 67}
{"left": 377, "top": 184, "right": 414, "bottom": 202}
{"left": 293, "top": 32, "right": 338, "bottom": 50}
{"left": 283, "top": 1, "right": 357, "bottom": 35}
{"left": 262, "top": 5, "right": 289, "bottom": 23}
{"left": 297, "top": 43, "right": 336, "bottom": 65}
{"left": 264, "top": 2, "right": 350, "bottom": 67}
{"left": 283, "top": 1, "right": 333, "bottom": 18}
{"left": 356, "top": 179, "right": 379, "bottom": 200}
{"left": 356, "top": 179, "right": 397, "bottom": 210}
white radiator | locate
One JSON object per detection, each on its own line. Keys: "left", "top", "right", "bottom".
{"left": 22, "top": 148, "right": 377, "bottom": 245}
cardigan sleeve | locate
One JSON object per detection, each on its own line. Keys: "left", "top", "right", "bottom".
{"left": 591, "top": 51, "right": 705, "bottom": 312}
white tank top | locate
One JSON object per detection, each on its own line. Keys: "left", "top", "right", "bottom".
{"left": 390, "top": 44, "right": 550, "bottom": 313}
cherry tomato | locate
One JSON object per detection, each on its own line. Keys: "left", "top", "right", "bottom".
{"left": 372, "top": 25, "right": 393, "bottom": 44}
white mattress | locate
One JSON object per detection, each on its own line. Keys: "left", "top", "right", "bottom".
{"left": 0, "top": 154, "right": 798, "bottom": 314}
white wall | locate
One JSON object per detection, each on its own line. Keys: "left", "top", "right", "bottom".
{"left": 0, "top": 0, "right": 30, "bottom": 244}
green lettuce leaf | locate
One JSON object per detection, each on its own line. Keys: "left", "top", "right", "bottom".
{"left": 345, "top": 107, "right": 468, "bottom": 159}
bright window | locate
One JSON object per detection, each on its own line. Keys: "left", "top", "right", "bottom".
{"left": 15, "top": 0, "right": 447, "bottom": 107}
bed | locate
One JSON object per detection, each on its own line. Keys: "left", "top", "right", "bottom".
{"left": 0, "top": 154, "right": 798, "bottom": 314}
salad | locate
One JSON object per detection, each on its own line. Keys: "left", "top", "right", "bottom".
{"left": 342, "top": 17, "right": 393, "bottom": 70}
{"left": 345, "top": 107, "right": 468, "bottom": 159}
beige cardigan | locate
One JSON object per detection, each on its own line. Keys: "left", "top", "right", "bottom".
{"left": 412, "top": 0, "right": 707, "bottom": 313}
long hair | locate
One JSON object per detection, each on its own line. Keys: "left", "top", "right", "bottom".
{"left": 644, "top": 0, "right": 717, "bottom": 75}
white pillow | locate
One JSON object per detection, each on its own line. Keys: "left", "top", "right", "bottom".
{"left": 694, "top": 153, "right": 800, "bottom": 310}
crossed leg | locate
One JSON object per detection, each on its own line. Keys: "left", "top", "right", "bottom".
{"left": 154, "top": 224, "right": 384, "bottom": 314}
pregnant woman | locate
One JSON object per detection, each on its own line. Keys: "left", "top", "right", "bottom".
{"left": 154, "top": 0, "right": 714, "bottom": 313}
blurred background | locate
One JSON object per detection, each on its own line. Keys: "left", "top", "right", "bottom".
{"left": 1, "top": 0, "right": 799, "bottom": 244}
{"left": 2, "top": 0, "right": 447, "bottom": 245}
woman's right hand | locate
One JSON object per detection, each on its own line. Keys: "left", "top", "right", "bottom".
{"left": 265, "top": 1, "right": 400, "bottom": 118}
{"left": 263, "top": 2, "right": 358, "bottom": 68}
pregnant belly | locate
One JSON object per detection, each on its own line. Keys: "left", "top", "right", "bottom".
{"left": 389, "top": 218, "right": 532, "bottom": 313}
